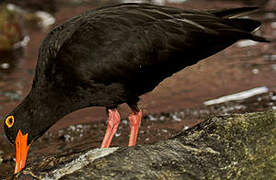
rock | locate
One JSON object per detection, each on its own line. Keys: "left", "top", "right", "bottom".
{"left": 12, "top": 111, "right": 276, "bottom": 179}
{"left": 0, "top": 4, "right": 24, "bottom": 51}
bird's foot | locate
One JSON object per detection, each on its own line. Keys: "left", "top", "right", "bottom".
{"left": 128, "top": 110, "right": 142, "bottom": 146}
{"left": 101, "top": 109, "right": 120, "bottom": 148}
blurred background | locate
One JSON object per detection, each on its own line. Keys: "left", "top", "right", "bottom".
{"left": 0, "top": 0, "right": 275, "bottom": 178}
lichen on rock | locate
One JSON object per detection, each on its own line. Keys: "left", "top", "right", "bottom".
{"left": 14, "top": 111, "right": 276, "bottom": 180}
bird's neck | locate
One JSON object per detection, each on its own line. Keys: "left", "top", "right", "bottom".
{"left": 25, "top": 87, "right": 86, "bottom": 126}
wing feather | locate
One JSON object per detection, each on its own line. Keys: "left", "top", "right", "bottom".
{"left": 36, "top": 3, "right": 266, "bottom": 93}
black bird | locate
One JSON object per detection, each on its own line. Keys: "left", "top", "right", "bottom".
{"left": 3, "top": 3, "right": 268, "bottom": 174}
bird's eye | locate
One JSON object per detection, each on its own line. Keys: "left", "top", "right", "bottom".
{"left": 5, "top": 115, "right": 14, "bottom": 128}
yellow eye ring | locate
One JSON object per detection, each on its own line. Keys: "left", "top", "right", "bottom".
{"left": 5, "top": 115, "right": 14, "bottom": 128}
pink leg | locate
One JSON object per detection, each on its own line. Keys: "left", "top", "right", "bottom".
{"left": 101, "top": 109, "right": 120, "bottom": 148}
{"left": 128, "top": 110, "right": 142, "bottom": 146}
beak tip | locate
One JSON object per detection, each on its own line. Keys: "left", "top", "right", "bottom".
{"left": 14, "top": 130, "right": 30, "bottom": 174}
{"left": 14, "top": 160, "right": 23, "bottom": 174}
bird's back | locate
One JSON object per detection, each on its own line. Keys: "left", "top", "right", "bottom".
{"left": 33, "top": 3, "right": 267, "bottom": 105}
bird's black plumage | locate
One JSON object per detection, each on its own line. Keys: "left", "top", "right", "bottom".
{"left": 4, "top": 3, "right": 268, "bottom": 145}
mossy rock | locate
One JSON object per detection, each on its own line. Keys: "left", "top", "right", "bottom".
{"left": 0, "top": 4, "right": 23, "bottom": 50}
{"left": 10, "top": 111, "right": 276, "bottom": 179}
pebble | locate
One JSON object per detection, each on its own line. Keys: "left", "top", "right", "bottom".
{"left": 148, "top": 115, "right": 157, "bottom": 121}
{"left": 76, "top": 125, "right": 83, "bottom": 129}
{"left": 271, "top": 64, "right": 276, "bottom": 71}
{"left": 122, "top": 119, "right": 128, "bottom": 125}
{"left": 172, "top": 114, "right": 181, "bottom": 121}
{"left": 14, "top": 36, "right": 30, "bottom": 48}
{"left": 0, "top": 63, "right": 10, "bottom": 69}
{"left": 271, "top": 22, "right": 276, "bottom": 28}
{"left": 35, "top": 11, "right": 56, "bottom": 28}
{"left": 199, "top": 109, "right": 210, "bottom": 114}
{"left": 263, "top": 54, "right": 276, "bottom": 61}
{"left": 64, "top": 134, "right": 73, "bottom": 142}
{"left": 58, "top": 130, "right": 64, "bottom": 136}
{"left": 68, "top": 125, "right": 76, "bottom": 131}
{"left": 252, "top": 69, "right": 259, "bottom": 74}
{"left": 236, "top": 40, "right": 258, "bottom": 47}
{"left": 159, "top": 116, "right": 165, "bottom": 121}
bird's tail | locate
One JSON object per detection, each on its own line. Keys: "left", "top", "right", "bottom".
{"left": 210, "top": 7, "right": 259, "bottom": 18}
{"left": 211, "top": 7, "right": 270, "bottom": 42}
{"left": 225, "top": 18, "right": 269, "bottom": 42}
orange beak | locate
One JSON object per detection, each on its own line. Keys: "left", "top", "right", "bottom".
{"left": 14, "top": 130, "right": 31, "bottom": 174}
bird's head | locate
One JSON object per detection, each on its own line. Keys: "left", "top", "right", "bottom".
{"left": 3, "top": 94, "right": 55, "bottom": 174}
{"left": 3, "top": 109, "right": 38, "bottom": 174}
{"left": 3, "top": 89, "right": 80, "bottom": 174}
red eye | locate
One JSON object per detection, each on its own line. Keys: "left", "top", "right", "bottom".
{"left": 5, "top": 115, "right": 14, "bottom": 128}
